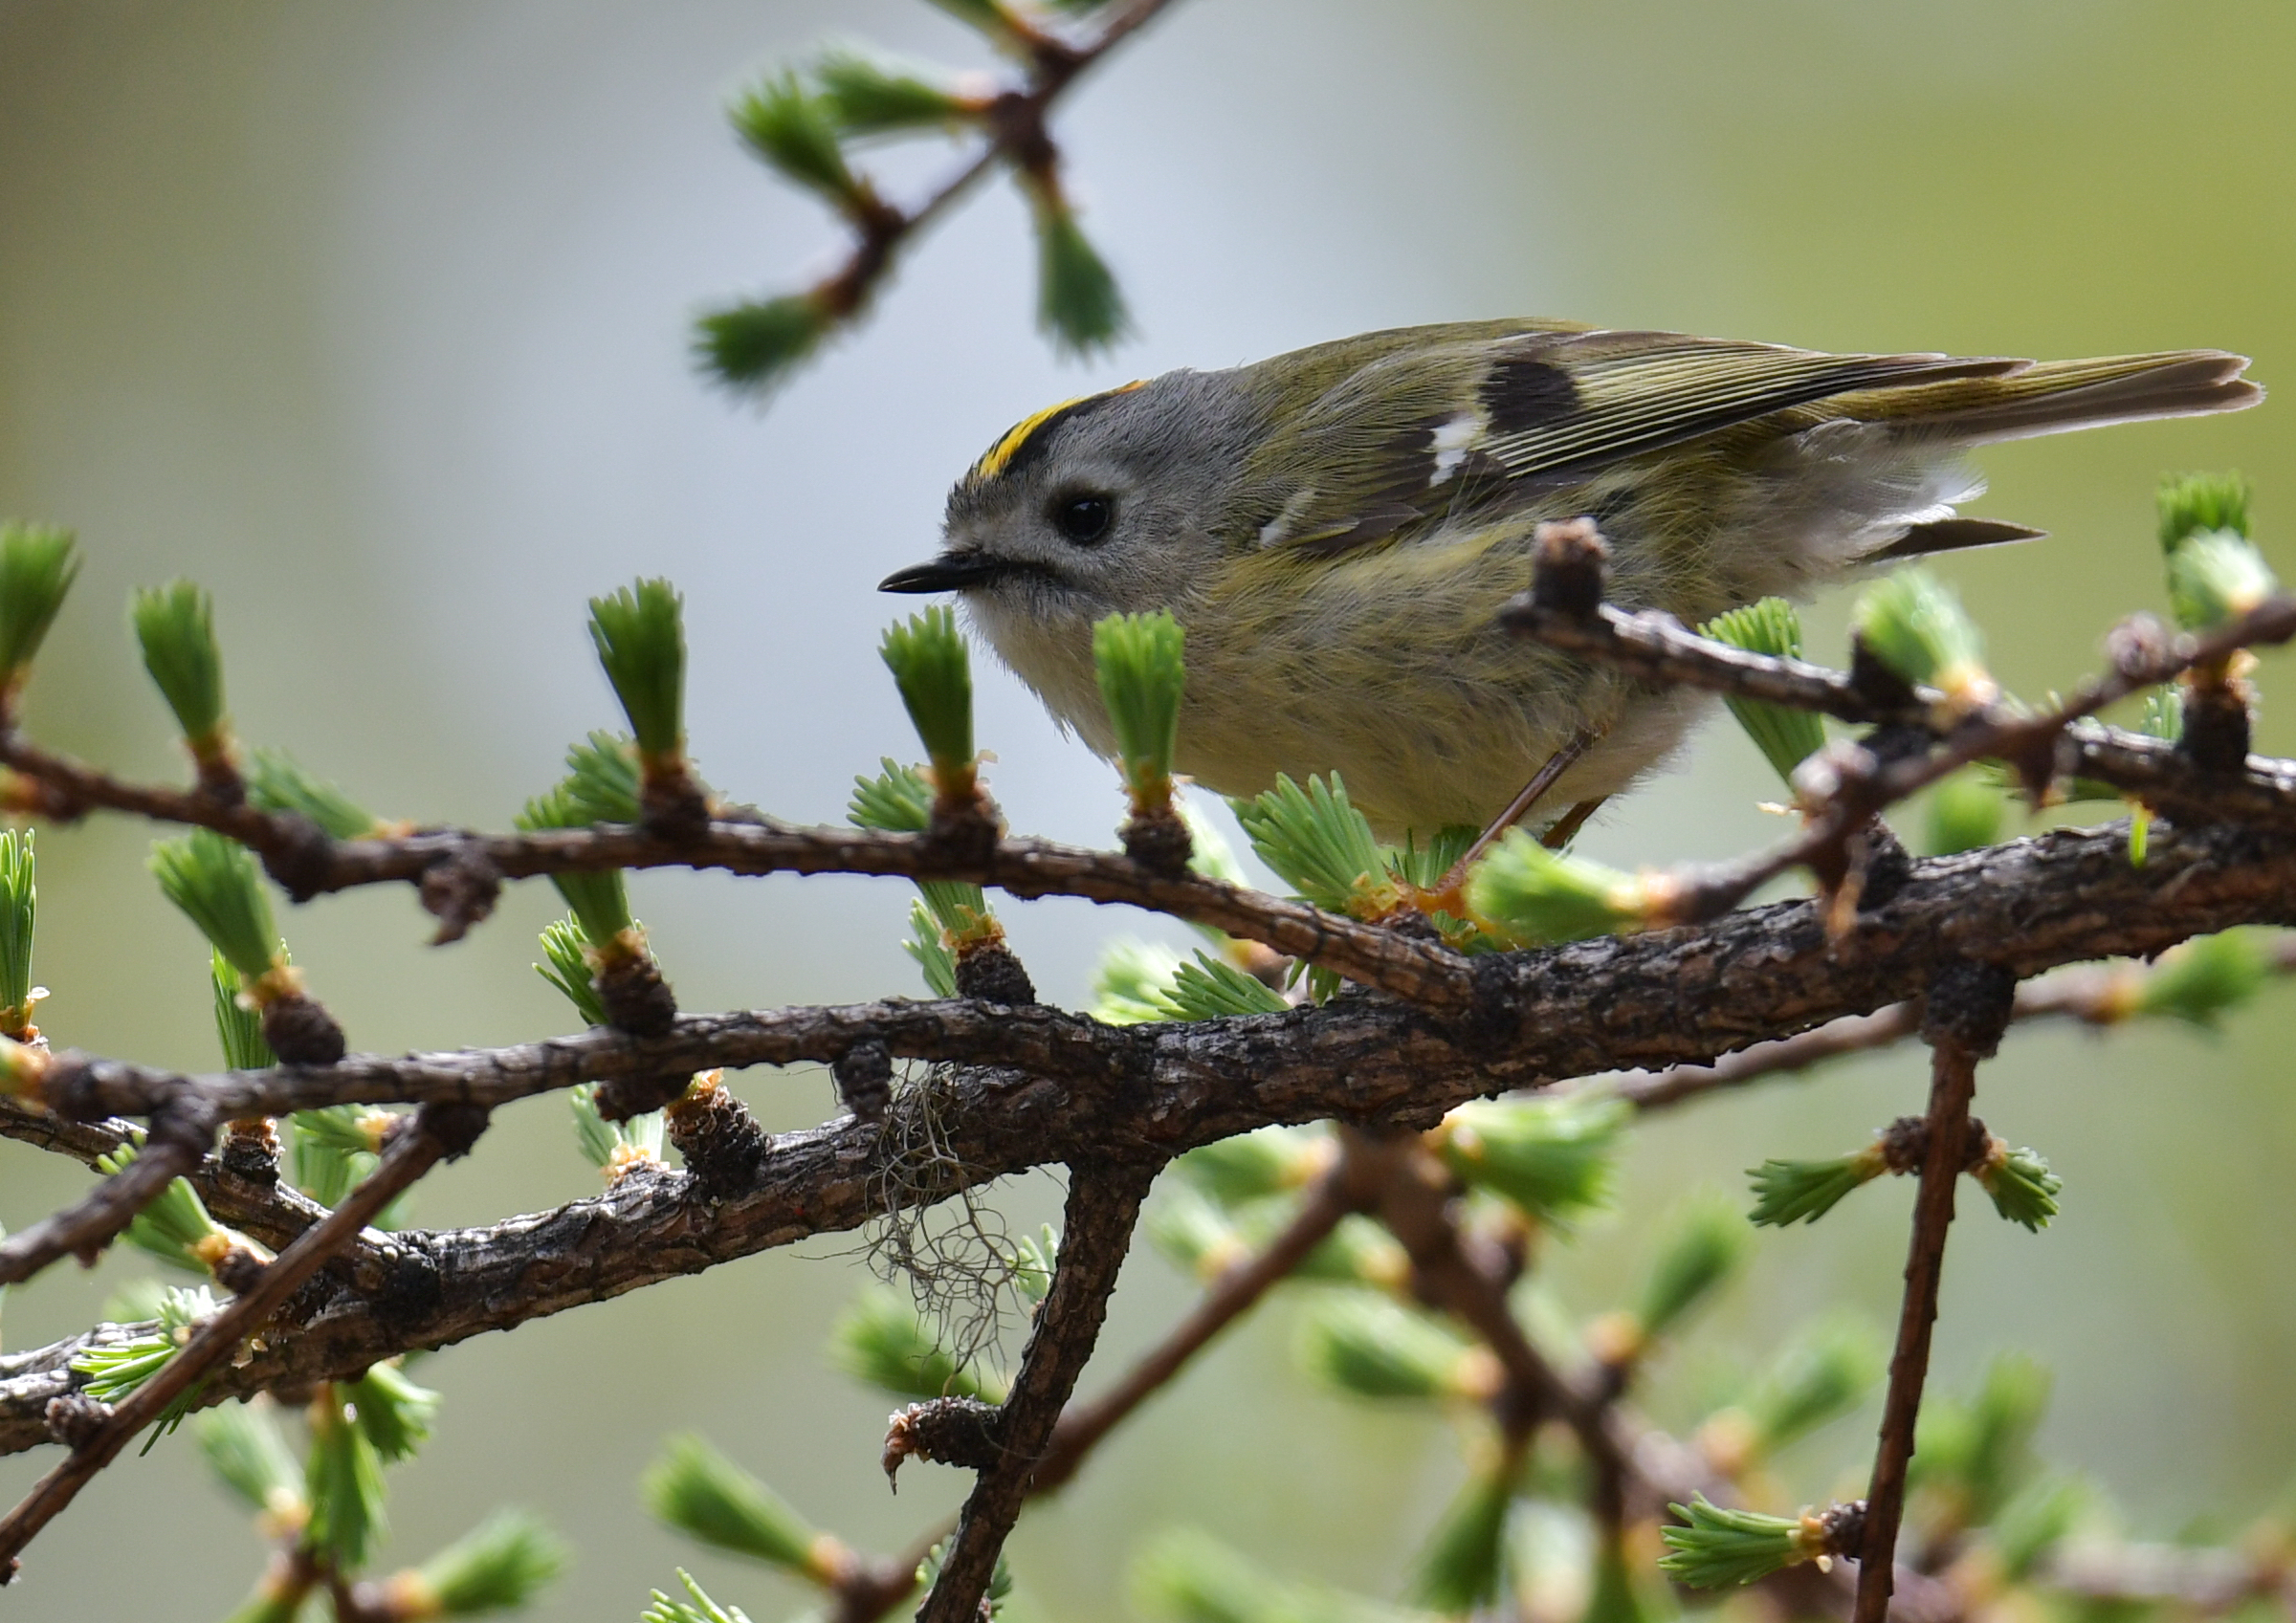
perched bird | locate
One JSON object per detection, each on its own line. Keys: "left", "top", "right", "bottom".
{"left": 882, "top": 320, "right": 2260, "bottom": 843}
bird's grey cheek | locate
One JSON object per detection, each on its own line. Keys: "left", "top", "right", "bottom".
{"left": 978, "top": 571, "right": 1069, "bottom": 626}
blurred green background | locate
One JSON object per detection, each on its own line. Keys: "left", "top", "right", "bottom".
{"left": 1, "top": 2, "right": 2293, "bottom": 1617}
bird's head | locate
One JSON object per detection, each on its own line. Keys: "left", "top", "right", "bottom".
{"left": 881, "top": 373, "right": 1255, "bottom": 637}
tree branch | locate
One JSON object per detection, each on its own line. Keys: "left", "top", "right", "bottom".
{"left": 2059, "top": 725, "right": 2296, "bottom": 832}
{"left": 1604, "top": 932, "right": 2296, "bottom": 1109}
{"left": 1604, "top": 1007, "right": 1920, "bottom": 1109}
{"left": 1500, "top": 551, "right": 2296, "bottom": 774}
{"left": 0, "top": 1097, "right": 425, "bottom": 1288}
{"left": 0, "top": 1105, "right": 213, "bottom": 1284}
{"left": 22, "top": 818, "right": 2295, "bottom": 1133}
{"left": 1031, "top": 1162, "right": 1363, "bottom": 1496}
{"left": 0, "top": 729, "right": 1470, "bottom": 1008}
{"left": 0, "top": 1102, "right": 485, "bottom": 1582}
{"left": 1502, "top": 599, "right": 1918, "bottom": 729}
{"left": 748, "top": 0, "right": 1178, "bottom": 345}
{"left": 2, "top": 820, "right": 2292, "bottom": 1447}
{"left": 1853, "top": 962, "right": 2016, "bottom": 1623}
{"left": 0, "top": 1096, "right": 136, "bottom": 1163}
{"left": 1499, "top": 529, "right": 2296, "bottom": 890}
{"left": 1343, "top": 1129, "right": 1623, "bottom": 1523}
{"left": 917, "top": 1156, "right": 1158, "bottom": 1623}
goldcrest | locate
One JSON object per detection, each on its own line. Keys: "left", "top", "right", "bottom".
{"left": 883, "top": 319, "right": 2260, "bottom": 841}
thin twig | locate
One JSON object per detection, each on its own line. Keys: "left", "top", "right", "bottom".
{"left": 1502, "top": 599, "right": 1916, "bottom": 728}
{"left": 0, "top": 1102, "right": 484, "bottom": 1581}
{"left": 0, "top": 1096, "right": 138, "bottom": 1163}
{"left": 770, "top": 0, "right": 1179, "bottom": 338}
{"left": 1031, "top": 1163, "right": 1363, "bottom": 1495}
{"left": 0, "top": 1097, "right": 419, "bottom": 1283}
{"left": 917, "top": 1157, "right": 1159, "bottom": 1623}
{"left": 1339, "top": 1129, "right": 1626, "bottom": 1526}
{"left": 2060, "top": 724, "right": 2296, "bottom": 832}
{"left": 0, "top": 1105, "right": 213, "bottom": 1285}
{"left": 1853, "top": 963, "right": 2016, "bottom": 1623}
{"left": 1607, "top": 1007, "right": 1921, "bottom": 1109}
{"left": 0, "top": 731, "right": 1470, "bottom": 1009}
{"left": 832, "top": 1526, "right": 949, "bottom": 1623}
{"left": 1501, "top": 565, "right": 2296, "bottom": 761}
{"left": 1502, "top": 533, "right": 2296, "bottom": 919}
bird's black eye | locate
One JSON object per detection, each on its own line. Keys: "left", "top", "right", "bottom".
{"left": 1051, "top": 493, "right": 1114, "bottom": 544}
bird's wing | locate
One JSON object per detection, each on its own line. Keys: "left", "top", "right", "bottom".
{"left": 1242, "top": 328, "right": 2025, "bottom": 555}
{"left": 1476, "top": 330, "right": 2023, "bottom": 480}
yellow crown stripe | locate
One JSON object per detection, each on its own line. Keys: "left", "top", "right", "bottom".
{"left": 970, "top": 380, "right": 1146, "bottom": 482}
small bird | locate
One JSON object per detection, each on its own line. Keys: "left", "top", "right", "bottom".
{"left": 882, "top": 320, "right": 2261, "bottom": 843}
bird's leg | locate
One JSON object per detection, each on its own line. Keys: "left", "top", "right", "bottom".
{"left": 1417, "top": 725, "right": 1605, "bottom": 915}
{"left": 1455, "top": 725, "right": 1605, "bottom": 871}
{"left": 1537, "top": 796, "right": 1606, "bottom": 851}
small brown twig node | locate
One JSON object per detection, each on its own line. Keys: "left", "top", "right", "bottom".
{"left": 883, "top": 1396, "right": 1004, "bottom": 1488}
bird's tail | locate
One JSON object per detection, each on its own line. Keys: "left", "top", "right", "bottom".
{"left": 1837, "top": 349, "right": 2261, "bottom": 445}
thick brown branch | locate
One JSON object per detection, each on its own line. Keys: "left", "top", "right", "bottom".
{"left": 29, "top": 817, "right": 2295, "bottom": 1134}
{"left": 918, "top": 1157, "right": 1158, "bottom": 1623}
{"left": 3, "top": 820, "right": 2293, "bottom": 1449}
{"left": 1609, "top": 933, "right": 2296, "bottom": 1110}
{"left": 1854, "top": 963, "right": 2015, "bottom": 1623}
{"left": 0, "top": 1103, "right": 482, "bottom": 1581}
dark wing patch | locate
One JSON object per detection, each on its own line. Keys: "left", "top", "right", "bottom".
{"left": 1479, "top": 356, "right": 1578, "bottom": 434}
{"left": 1481, "top": 336, "right": 2026, "bottom": 484}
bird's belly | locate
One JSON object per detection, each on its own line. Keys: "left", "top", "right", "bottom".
{"left": 967, "top": 525, "right": 1719, "bottom": 843}
{"left": 1171, "top": 654, "right": 1713, "bottom": 841}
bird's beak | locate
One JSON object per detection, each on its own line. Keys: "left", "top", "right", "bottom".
{"left": 877, "top": 552, "right": 1011, "bottom": 594}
